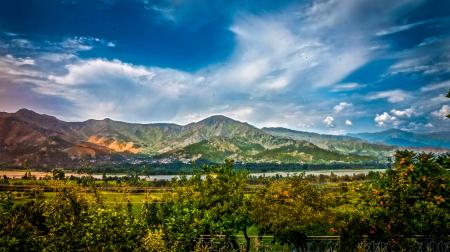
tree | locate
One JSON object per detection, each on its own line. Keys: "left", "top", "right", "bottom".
{"left": 0, "top": 183, "right": 148, "bottom": 251}
{"left": 377, "top": 150, "right": 450, "bottom": 249}
{"left": 52, "top": 169, "right": 65, "bottom": 180}
{"left": 330, "top": 181, "right": 385, "bottom": 251}
{"left": 250, "top": 174, "right": 329, "bottom": 251}
{"left": 161, "top": 160, "right": 251, "bottom": 251}
{"left": 0, "top": 191, "right": 46, "bottom": 251}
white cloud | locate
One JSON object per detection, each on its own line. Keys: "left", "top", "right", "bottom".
{"left": 297, "top": 121, "right": 315, "bottom": 129}
{"left": 333, "top": 102, "right": 352, "bottom": 113}
{"left": 39, "top": 52, "right": 76, "bottom": 62}
{"left": 4, "top": 31, "right": 18, "bottom": 37}
{"left": 420, "top": 80, "right": 450, "bottom": 92}
{"left": 388, "top": 53, "right": 450, "bottom": 76}
{"left": 401, "top": 122, "right": 435, "bottom": 131}
{"left": 374, "top": 112, "right": 398, "bottom": 127}
{"left": 223, "top": 107, "right": 254, "bottom": 121}
{"left": 0, "top": 50, "right": 352, "bottom": 130}
{"left": 345, "top": 119, "right": 352, "bottom": 126}
{"left": 432, "top": 105, "right": 450, "bottom": 119}
{"left": 217, "top": 16, "right": 312, "bottom": 91}
{"left": 209, "top": 1, "right": 380, "bottom": 93}
{"left": 373, "top": 107, "right": 422, "bottom": 128}
{"left": 323, "top": 116, "right": 335, "bottom": 127}
{"left": 19, "top": 58, "right": 35, "bottom": 65}
{"left": 418, "top": 36, "right": 446, "bottom": 47}
{"left": 11, "top": 39, "right": 34, "bottom": 49}
{"left": 61, "top": 37, "right": 93, "bottom": 51}
{"left": 375, "top": 19, "right": 433, "bottom": 36}
{"left": 367, "top": 89, "right": 409, "bottom": 103}
{"left": 0, "top": 55, "right": 44, "bottom": 80}
{"left": 390, "top": 107, "right": 415, "bottom": 117}
{"left": 60, "top": 36, "right": 116, "bottom": 51}
{"left": 42, "top": 58, "right": 208, "bottom": 120}
{"left": 331, "top": 82, "right": 364, "bottom": 92}
{"left": 147, "top": 5, "right": 178, "bottom": 24}
{"left": 0, "top": 0, "right": 435, "bottom": 132}
{"left": 4, "top": 54, "right": 35, "bottom": 66}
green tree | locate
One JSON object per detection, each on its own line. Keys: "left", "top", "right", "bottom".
{"left": 161, "top": 160, "right": 251, "bottom": 251}
{"left": 377, "top": 150, "right": 450, "bottom": 249}
{"left": 250, "top": 174, "right": 328, "bottom": 251}
{"left": 0, "top": 192, "right": 46, "bottom": 251}
{"left": 330, "top": 181, "right": 385, "bottom": 251}
{"left": 0, "top": 183, "right": 148, "bottom": 251}
{"left": 52, "top": 169, "right": 65, "bottom": 180}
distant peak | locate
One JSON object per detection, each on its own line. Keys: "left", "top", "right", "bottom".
{"left": 16, "top": 108, "right": 38, "bottom": 115}
{"left": 15, "top": 108, "right": 44, "bottom": 118}
{"left": 12, "top": 108, "right": 60, "bottom": 124}
{"left": 383, "top": 128, "right": 407, "bottom": 134}
{"left": 199, "top": 115, "right": 237, "bottom": 123}
{"left": 207, "top": 114, "right": 231, "bottom": 119}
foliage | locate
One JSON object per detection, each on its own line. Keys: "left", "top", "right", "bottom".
{"left": 141, "top": 229, "right": 167, "bottom": 252}
{"left": 161, "top": 159, "right": 250, "bottom": 251}
{"left": 0, "top": 183, "right": 148, "bottom": 251}
{"left": 376, "top": 151, "right": 450, "bottom": 249}
{"left": 52, "top": 169, "right": 65, "bottom": 180}
{"left": 250, "top": 174, "right": 330, "bottom": 251}
{"left": 1, "top": 152, "right": 449, "bottom": 251}
{"left": 331, "top": 150, "right": 450, "bottom": 251}
{"left": 329, "top": 181, "right": 385, "bottom": 251}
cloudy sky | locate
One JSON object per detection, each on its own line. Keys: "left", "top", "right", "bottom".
{"left": 0, "top": 0, "right": 449, "bottom": 134}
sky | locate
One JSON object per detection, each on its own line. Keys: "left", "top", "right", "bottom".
{"left": 0, "top": 0, "right": 449, "bottom": 134}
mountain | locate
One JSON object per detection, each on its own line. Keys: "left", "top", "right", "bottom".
{"left": 262, "top": 127, "right": 394, "bottom": 158}
{"left": 0, "top": 109, "right": 374, "bottom": 168}
{"left": 0, "top": 109, "right": 115, "bottom": 167}
{"left": 349, "top": 129, "right": 450, "bottom": 149}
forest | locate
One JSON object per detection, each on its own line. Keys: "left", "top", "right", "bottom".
{"left": 1, "top": 150, "right": 449, "bottom": 251}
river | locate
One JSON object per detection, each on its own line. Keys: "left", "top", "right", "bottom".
{"left": 1, "top": 169, "right": 386, "bottom": 181}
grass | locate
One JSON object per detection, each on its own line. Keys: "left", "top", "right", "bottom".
{"left": 9, "top": 190, "right": 167, "bottom": 209}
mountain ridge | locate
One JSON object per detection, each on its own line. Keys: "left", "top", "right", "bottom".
{"left": 262, "top": 127, "right": 394, "bottom": 159}
{"left": 349, "top": 129, "right": 450, "bottom": 149}
{"left": 0, "top": 108, "right": 447, "bottom": 168}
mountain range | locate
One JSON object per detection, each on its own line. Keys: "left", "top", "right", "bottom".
{"left": 0, "top": 109, "right": 448, "bottom": 168}
{"left": 349, "top": 129, "right": 450, "bottom": 149}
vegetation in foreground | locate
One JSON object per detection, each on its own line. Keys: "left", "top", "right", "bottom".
{"left": 0, "top": 150, "right": 449, "bottom": 251}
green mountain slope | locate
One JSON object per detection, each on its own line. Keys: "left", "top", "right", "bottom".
{"left": 157, "top": 136, "right": 372, "bottom": 164}
{"left": 263, "top": 127, "right": 394, "bottom": 158}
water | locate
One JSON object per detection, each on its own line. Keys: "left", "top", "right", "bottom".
{"left": 1, "top": 169, "right": 386, "bottom": 181}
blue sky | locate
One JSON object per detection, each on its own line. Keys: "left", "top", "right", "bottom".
{"left": 0, "top": 0, "right": 449, "bottom": 134}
